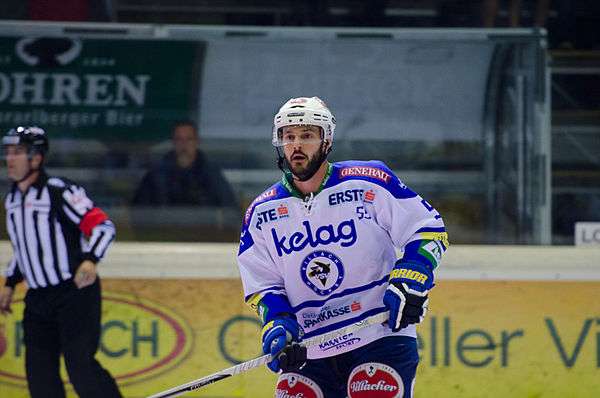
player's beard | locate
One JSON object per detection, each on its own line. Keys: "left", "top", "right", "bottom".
{"left": 285, "top": 143, "right": 327, "bottom": 182}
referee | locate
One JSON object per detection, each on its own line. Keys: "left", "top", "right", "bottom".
{"left": 0, "top": 126, "right": 121, "bottom": 398}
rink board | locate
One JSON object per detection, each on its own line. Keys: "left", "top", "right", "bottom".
{"left": 0, "top": 243, "right": 599, "bottom": 397}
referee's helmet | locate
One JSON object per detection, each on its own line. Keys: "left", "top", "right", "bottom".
{"left": 2, "top": 126, "right": 49, "bottom": 156}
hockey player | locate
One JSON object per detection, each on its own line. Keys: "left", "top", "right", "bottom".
{"left": 237, "top": 97, "right": 448, "bottom": 398}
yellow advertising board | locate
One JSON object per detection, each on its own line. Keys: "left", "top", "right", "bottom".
{"left": 1, "top": 279, "right": 599, "bottom": 397}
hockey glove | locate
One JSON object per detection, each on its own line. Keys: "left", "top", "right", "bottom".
{"left": 383, "top": 261, "right": 434, "bottom": 332}
{"left": 261, "top": 316, "right": 306, "bottom": 373}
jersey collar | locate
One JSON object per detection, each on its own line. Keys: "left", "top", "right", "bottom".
{"left": 281, "top": 162, "right": 333, "bottom": 199}
{"left": 10, "top": 170, "right": 48, "bottom": 195}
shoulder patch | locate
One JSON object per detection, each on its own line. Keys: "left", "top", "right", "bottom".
{"left": 47, "top": 177, "right": 66, "bottom": 188}
{"left": 244, "top": 187, "right": 278, "bottom": 226}
{"left": 63, "top": 185, "right": 93, "bottom": 215}
{"left": 330, "top": 160, "right": 416, "bottom": 199}
{"left": 339, "top": 166, "right": 392, "bottom": 184}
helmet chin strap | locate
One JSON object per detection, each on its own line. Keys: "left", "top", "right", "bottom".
{"left": 14, "top": 168, "right": 37, "bottom": 183}
{"left": 14, "top": 154, "right": 42, "bottom": 183}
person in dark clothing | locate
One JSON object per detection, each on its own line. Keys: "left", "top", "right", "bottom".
{"left": 132, "top": 121, "right": 238, "bottom": 209}
{"left": 0, "top": 126, "right": 121, "bottom": 398}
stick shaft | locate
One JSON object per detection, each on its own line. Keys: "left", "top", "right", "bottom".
{"left": 147, "top": 312, "right": 388, "bottom": 398}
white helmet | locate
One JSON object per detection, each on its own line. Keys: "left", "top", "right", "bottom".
{"left": 272, "top": 96, "right": 336, "bottom": 147}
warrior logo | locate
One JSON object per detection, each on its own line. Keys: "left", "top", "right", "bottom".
{"left": 276, "top": 373, "right": 324, "bottom": 398}
{"left": 301, "top": 251, "right": 344, "bottom": 296}
{"left": 347, "top": 363, "right": 403, "bottom": 398}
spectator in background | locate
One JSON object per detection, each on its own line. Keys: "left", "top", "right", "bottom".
{"left": 132, "top": 120, "right": 239, "bottom": 210}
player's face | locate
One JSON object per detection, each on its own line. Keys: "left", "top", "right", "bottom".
{"left": 282, "top": 125, "right": 324, "bottom": 179}
{"left": 4, "top": 145, "right": 31, "bottom": 181}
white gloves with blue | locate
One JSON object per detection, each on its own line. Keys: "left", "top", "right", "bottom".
{"left": 383, "top": 261, "right": 433, "bottom": 332}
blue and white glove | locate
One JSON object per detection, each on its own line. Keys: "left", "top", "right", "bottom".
{"left": 261, "top": 316, "right": 306, "bottom": 373}
{"left": 383, "top": 261, "right": 434, "bottom": 332}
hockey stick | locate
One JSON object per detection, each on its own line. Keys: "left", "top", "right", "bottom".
{"left": 147, "top": 311, "right": 388, "bottom": 398}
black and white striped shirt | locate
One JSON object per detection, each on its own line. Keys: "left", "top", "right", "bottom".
{"left": 4, "top": 172, "right": 115, "bottom": 289}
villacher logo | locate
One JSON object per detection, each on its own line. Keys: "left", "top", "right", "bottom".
{"left": 276, "top": 373, "right": 324, "bottom": 398}
{"left": 347, "top": 363, "right": 403, "bottom": 398}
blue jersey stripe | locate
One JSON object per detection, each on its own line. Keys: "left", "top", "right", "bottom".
{"left": 244, "top": 286, "right": 286, "bottom": 302}
{"left": 416, "top": 226, "right": 446, "bottom": 233}
{"left": 238, "top": 229, "right": 255, "bottom": 255}
{"left": 303, "top": 307, "right": 388, "bottom": 339}
{"left": 292, "top": 275, "right": 389, "bottom": 312}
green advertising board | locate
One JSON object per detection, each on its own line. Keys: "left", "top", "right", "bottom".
{"left": 0, "top": 36, "right": 203, "bottom": 141}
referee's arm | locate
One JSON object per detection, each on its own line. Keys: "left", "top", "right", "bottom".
{"left": 0, "top": 257, "right": 22, "bottom": 314}
{"left": 4, "top": 256, "right": 24, "bottom": 288}
{"left": 61, "top": 183, "right": 116, "bottom": 287}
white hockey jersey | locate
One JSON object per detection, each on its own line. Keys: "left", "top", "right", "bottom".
{"left": 237, "top": 160, "right": 447, "bottom": 359}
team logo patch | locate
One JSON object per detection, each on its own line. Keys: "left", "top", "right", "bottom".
{"left": 347, "top": 363, "right": 404, "bottom": 398}
{"left": 63, "top": 187, "right": 93, "bottom": 214}
{"left": 418, "top": 240, "right": 444, "bottom": 268}
{"left": 301, "top": 251, "right": 344, "bottom": 296}
{"left": 276, "top": 373, "right": 324, "bottom": 398}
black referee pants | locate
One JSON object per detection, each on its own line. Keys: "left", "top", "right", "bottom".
{"left": 23, "top": 278, "right": 122, "bottom": 398}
